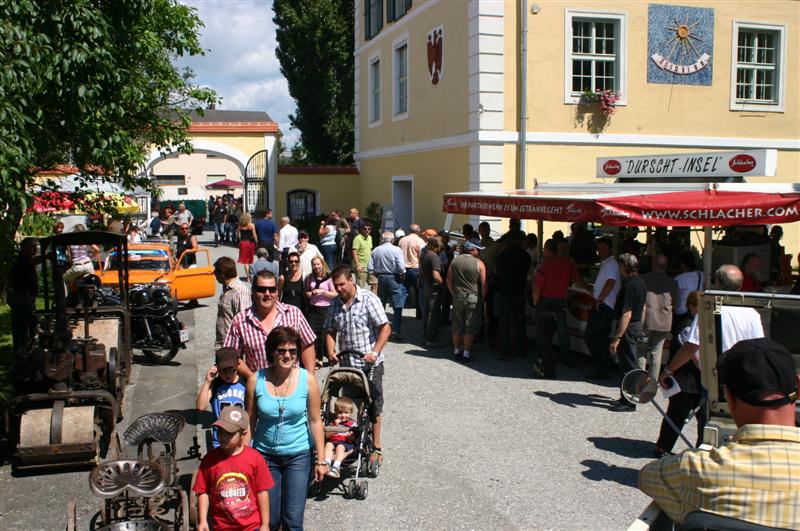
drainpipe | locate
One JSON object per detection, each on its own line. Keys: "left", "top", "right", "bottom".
{"left": 517, "top": 0, "right": 528, "bottom": 190}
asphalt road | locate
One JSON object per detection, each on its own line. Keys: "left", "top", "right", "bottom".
{"left": 0, "top": 234, "right": 690, "bottom": 530}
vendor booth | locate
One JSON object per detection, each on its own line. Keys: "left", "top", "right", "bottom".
{"left": 442, "top": 180, "right": 800, "bottom": 354}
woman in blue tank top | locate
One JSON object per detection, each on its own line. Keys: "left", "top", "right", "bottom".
{"left": 246, "top": 326, "right": 326, "bottom": 531}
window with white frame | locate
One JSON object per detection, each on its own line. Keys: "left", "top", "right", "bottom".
{"left": 393, "top": 41, "right": 408, "bottom": 117}
{"left": 369, "top": 56, "right": 380, "bottom": 124}
{"left": 565, "top": 11, "right": 626, "bottom": 103}
{"left": 731, "top": 22, "right": 785, "bottom": 111}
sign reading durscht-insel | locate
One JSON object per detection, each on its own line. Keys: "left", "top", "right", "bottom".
{"left": 596, "top": 150, "right": 776, "bottom": 179}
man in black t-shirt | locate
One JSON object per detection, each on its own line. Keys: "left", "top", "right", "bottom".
{"left": 210, "top": 198, "right": 227, "bottom": 247}
{"left": 609, "top": 253, "right": 647, "bottom": 412}
{"left": 420, "top": 237, "right": 445, "bottom": 346}
{"left": 494, "top": 233, "right": 531, "bottom": 359}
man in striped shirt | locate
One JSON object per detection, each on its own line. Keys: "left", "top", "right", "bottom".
{"left": 639, "top": 338, "right": 800, "bottom": 528}
{"left": 223, "top": 270, "right": 316, "bottom": 376}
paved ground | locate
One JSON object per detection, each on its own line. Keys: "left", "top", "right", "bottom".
{"left": 0, "top": 233, "right": 692, "bottom": 530}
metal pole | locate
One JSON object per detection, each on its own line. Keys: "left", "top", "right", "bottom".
{"left": 517, "top": 0, "right": 528, "bottom": 190}
{"left": 704, "top": 226, "right": 713, "bottom": 289}
{"left": 651, "top": 399, "right": 694, "bottom": 449}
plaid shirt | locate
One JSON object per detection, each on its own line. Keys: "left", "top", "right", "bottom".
{"left": 215, "top": 278, "right": 252, "bottom": 349}
{"left": 639, "top": 424, "right": 800, "bottom": 528}
{"left": 223, "top": 302, "right": 316, "bottom": 371}
{"left": 323, "top": 287, "right": 388, "bottom": 369}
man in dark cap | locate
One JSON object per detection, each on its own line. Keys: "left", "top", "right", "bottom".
{"left": 639, "top": 338, "right": 800, "bottom": 528}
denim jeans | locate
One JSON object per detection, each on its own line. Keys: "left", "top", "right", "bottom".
{"left": 263, "top": 450, "right": 312, "bottom": 531}
{"left": 377, "top": 273, "right": 407, "bottom": 333}
{"left": 213, "top": 222, "right": 225, "bottom": 244}
{"left": 321, "top": 244, "right": 337, "bottom": 270}
{"left": 535, "top": 298, "right": 566, "bottom": 371}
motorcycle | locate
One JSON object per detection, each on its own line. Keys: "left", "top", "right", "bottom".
{"left": 128, "top": 284, "right": 188, "bottom": 364}
{"left": 74, "top": 280, "right": 188, "bottom": 364}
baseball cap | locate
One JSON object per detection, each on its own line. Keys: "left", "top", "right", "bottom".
{"left": 213, "top": 406, "right": 249, "bottom": 433}
{"left": 717, "top": 338, "right": 798, "bottom": 407}
{"left": 464, "top": 241, "right": 485, "bottom": 251}
{"left": 423, "top": 228, "right": 438, "bottom": 239}
{"left": 394, "top": 229, "right": 406, "bottom": 239}
{"left": 215, "top": 347, "right": 240, "bottom": 369}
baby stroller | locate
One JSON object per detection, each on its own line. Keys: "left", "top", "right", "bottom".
{"left": 316, "top": 367, "right": 380, "bottom": 500}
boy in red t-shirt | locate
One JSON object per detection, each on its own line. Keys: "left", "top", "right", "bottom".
{"left": 193, "top": 406, "right": 273, "bottom": 531}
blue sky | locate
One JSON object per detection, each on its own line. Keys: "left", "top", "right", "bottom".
{"left": 178, "top": 0, "right": 298, "bottom": 148}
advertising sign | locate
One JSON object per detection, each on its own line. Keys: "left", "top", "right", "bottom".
{"left": 596, "top": 150, "right": 776, "bottom": 179}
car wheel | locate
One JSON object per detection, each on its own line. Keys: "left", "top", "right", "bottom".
{"left": 142, "top": 322, "right": 179, "bottom": 364}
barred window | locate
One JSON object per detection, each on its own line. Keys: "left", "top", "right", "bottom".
{"left": 735, "top": 30, "right": 778, "bottom": 103}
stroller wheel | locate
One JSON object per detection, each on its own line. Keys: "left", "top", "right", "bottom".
{"left": 345, "top": 479, "right": 357, "bottom": 499}
{"left": 357, "top": 480, "right": 369, "bottom": 500}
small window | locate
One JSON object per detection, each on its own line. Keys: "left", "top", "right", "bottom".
{"left": 387, "top": 0, "right": 411, "bottom": 22}
{"left": 731, "top": 22, "right": 785, "bottom": 112}
{"left": 393, "top": 41, "right": 408, "bottom": 117}
{"left": 155, "top": 175, "right": 185, "bottom": 186}
{"left": 369, "top": 56, "right": 381, "bottom": 124}
{"left": 565, "top": 10, "right": 626, "bottom": 104}
{"left": 287, "top": 190, "right": 317, "bottom": 220}
{"left": 364, "top": 0, "right": 383, "bottom": 40}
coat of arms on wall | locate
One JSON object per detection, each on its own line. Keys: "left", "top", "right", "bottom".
{"left": 427, "top": 25, "right": 443, "bottom": 85}
{"left": 647, "top": 4, "right": 714, "bottom": 85}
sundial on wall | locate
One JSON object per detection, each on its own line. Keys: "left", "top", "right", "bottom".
{"left": 647, "top": 4, "right": 714, "bottom": 86}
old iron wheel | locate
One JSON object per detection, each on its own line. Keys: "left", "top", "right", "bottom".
{"left": 142, "top": 322, "right": 179, "bottom": 364}
{"left": 357, "top": 480, "right": 369, "bottom": 500}
{"left": 107, "top": 347, "right": 125, "bottom": 421}
{"left": 188, "top": 470, "right": 198, "bottom": 527}
{"left": 177, "top": 488, "right": 190, "bottom": 531}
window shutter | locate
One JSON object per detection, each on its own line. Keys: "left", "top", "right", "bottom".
{"left": 387, "top": 0, "right": 395, "bottom": 22}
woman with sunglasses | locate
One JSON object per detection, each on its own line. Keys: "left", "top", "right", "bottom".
{"left": 246, "top": 326, "right": 326, "bottom": 531}
{"left": 278, "top": 251, "right": 305, "bottom": 312}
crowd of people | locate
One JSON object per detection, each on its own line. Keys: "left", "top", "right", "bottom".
{"left": 8, "top": 202, "right": 798, "bottom": 529}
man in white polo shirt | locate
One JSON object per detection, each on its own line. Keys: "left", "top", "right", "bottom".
{"left": 585, "top": 237, "right": 621, "bottom": 380}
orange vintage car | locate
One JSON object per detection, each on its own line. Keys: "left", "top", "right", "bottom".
{"left": 98, "top": 242, "right": 216, "bottom": 301}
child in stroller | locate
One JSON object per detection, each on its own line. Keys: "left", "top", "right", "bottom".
{"left": 317, "top": 367, "right": 378, "bottom": 499}
{"left": 323, "top": 396, "right": 357, "bottom": 478}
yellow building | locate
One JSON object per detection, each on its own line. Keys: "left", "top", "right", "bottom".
{"left": 146, "top": 110, "right": 361, "bottom": 221}
{"left": 354, "top": 0, "right": 799, "bottom": 251}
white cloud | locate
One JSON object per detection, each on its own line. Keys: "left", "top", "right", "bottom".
{"left": 177, "top": 0, "right": 299, "bottom": 147}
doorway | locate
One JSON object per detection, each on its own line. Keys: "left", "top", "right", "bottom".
{"left": 392, "top": 176, "right": 413, "bottom": 230}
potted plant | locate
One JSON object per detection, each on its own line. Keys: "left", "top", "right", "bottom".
{"left": 581, "top": 89, "right": 620, "bottom": 116}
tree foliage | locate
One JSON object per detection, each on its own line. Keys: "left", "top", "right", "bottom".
{"left": 273, "top": 0, "right": 354, "bottom": 165}
{"left": 0, "top": 0, "right": 215, "bottom": 295}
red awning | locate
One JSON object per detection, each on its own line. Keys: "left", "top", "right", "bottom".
{"left": 206, "top": 178, "right": 243, "bottom": 189}
{"left": 443, "top": 183, "right": 800, "bottom": 227}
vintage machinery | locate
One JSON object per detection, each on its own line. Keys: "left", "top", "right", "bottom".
{"left": 6, "top": 231, "right": 132, "bottom": 470}
{"left": 77, "top": 412, "right": 197, "bottom": 531}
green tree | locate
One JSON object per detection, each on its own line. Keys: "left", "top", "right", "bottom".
{"left": 273, "top": 0, "right": 354, "bottom": 164}
{"left": 0, "top": 0, "right": 215, "bottom": 295}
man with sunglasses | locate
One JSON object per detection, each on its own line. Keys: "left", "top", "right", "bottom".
{"left": 223, "top": 271, "right": 317, "bottom": 377}
{"left": 324, "top": 263, "right": 391, "bottom": 468}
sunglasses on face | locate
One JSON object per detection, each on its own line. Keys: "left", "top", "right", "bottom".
{"left": 275, "top": 348, "right": 298, "bottom": 357}
{"left": 254, "top": 285, "right": 278, "bottom": 294}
